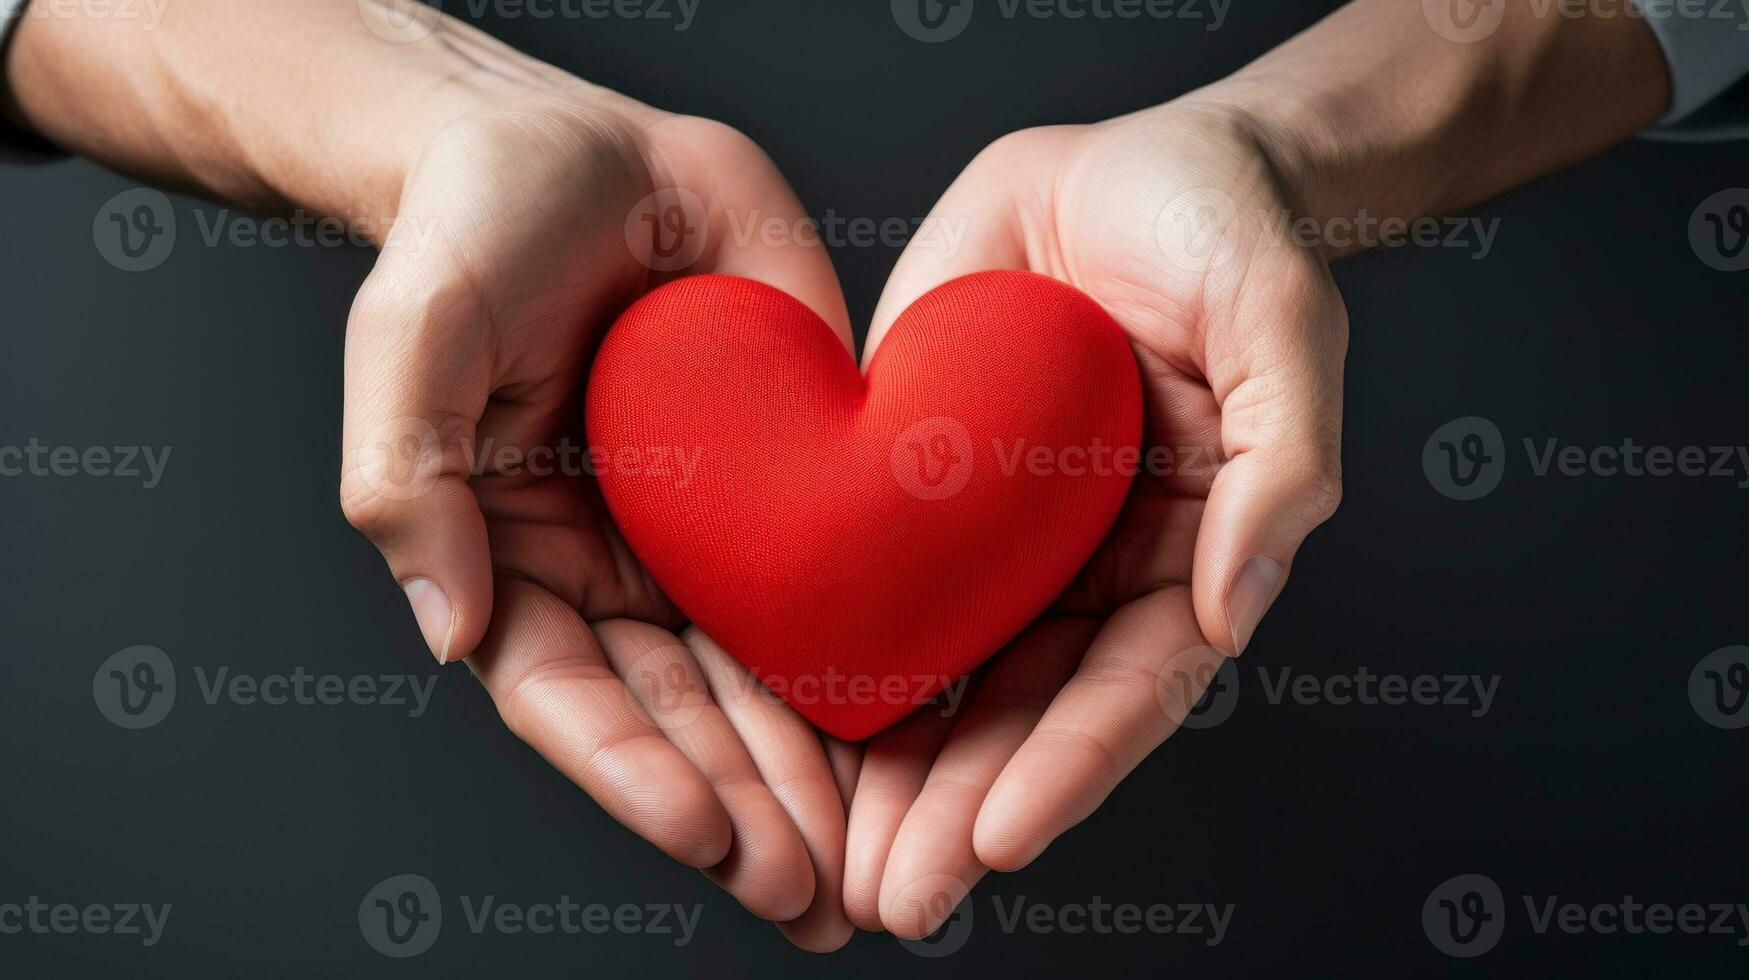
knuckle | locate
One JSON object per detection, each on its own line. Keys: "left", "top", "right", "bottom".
{"left": 337, "top": 471, "right": 400, "bottom": 539}
{"left": 675, "top": 115, "right": 754, "bottom": 150}
{"left": 977, "top": 125, "right": 1077, "bottom": 167}
{"left": 348, "top": 263, "right": 479, "bottom": 341}
{"left": 339, "top": 412, "right": 468, "bottom": 522}
{"left": 655, "top": 115, "right": 767, "bottom": 169}
{"left": 346, "top": 269, "right": 409, "bottom": 327}
{"left": 1297, "top": 466, "right": 1344, "bottom": 524}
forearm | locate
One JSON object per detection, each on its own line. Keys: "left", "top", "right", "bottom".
{"left": 1186, "top": 0, "right": 1671, "bottom": 237}
{"left": 1, "top": 0, "right": 596, "bottom": 229}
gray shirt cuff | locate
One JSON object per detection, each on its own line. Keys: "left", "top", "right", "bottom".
{"left": 1633, "top": 0, "right": 1749, "bottom": 139}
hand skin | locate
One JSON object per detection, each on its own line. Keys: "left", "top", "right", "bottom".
{"left": 3, "top": 0, "right": 857, "bottom": 952}
{"left": 843, "top": 0, "right": 1670, "bottom": 938}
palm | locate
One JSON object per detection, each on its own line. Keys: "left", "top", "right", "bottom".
{"left": 345, "top": 92, "right": 856, "bottom": 950}
{"left": 419, "top": 158, "right": 678, "bottom": 627}
{"left": 381, "top": 100, "right": 767, "bottom": 622}
{"left": 845, "top": 106, "right": 1346, "bottom": 937}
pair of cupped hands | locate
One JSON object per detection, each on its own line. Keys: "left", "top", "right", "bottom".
{"left": 340, "top": 83, "right": 1346, "bottom": 951}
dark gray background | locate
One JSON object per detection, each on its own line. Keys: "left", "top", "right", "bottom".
{"left": 3, "top": 0, "right": 1746, "bottom": 974}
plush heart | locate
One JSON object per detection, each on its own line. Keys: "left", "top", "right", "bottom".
{"left": 586, "top": 271, "right": 1142, "bottom": 739}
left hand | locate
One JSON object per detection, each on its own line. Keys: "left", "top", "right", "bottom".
{"left": 340, "top": 88, "right": 859, "bottom": 952}
{"left": 839, "top": 100, "right": 1349, "bottom": 937}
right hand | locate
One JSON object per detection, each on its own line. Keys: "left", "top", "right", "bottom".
{"left": 339, "top": 85, "right": 856, "bottom": 952}
{"left": 843, "top": 101, "right": 1349, "bottom": 937}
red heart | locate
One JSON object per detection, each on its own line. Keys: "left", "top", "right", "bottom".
{"left": 586, "top": 271, "right": 1141, "bottom": 739}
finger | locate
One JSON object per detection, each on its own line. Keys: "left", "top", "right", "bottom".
{"left": 842, "top": 699, "right": 958, "bottom": 932}
{"left": 974, "top": 587, "right": 1224, "bottom": 872}
{"left": 1054, "top": 492, "right": 1201, "bottom": 618}
{"left": 595, "top": 619, "right": 816, "bottom": 923}
{"left": 878, "top": 619, "right": 1095, "bottom": 939}
{"left": 1194, "top": 255, "right": 1347, "bottom": 654}
{"left": 684, "top": 629, "right": 855, "bottom": 953}
{"left": 821, "top": 735, "right": 863, "bottom": 816}
{"left": 467, "top": 578, "right": 731, "bottom": 868}
{"left": 638, "top": 116, "right": 853, "bottom": 349}
{"left": 864, "top": 127, "right": 1084, "bottom": 365}
{"left": 340, "top": 257, "right": 494, "bottom": 664}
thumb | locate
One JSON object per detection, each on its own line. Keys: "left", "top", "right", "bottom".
{"left": 339, "top": 258, "right": 495, "bottom": 665}
{"left": 865, "top": 128, "right": 1080, "bottom": 366}
{"left": 1193, "top": 257, "right": 1348, "bottom": 656}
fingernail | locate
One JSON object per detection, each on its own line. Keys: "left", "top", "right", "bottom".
{"left": 1225, "top": 556, "right": 1284, "bottom": 656}
{"left": 402, "top": 578, "right": 454, "bottom": 664}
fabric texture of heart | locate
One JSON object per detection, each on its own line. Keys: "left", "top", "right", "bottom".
{"left": 586, "top": 271, "right": 1142, "bottom": 739}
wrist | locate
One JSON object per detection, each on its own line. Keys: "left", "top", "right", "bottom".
{"left": 2, "top": 0, "right": 647, "bottom": 241}
{"left": 258, "top": 32, "right": 662, "bottom": 241}
{"left": 203, "top": 17, "right": 585, "bottom": 237}
{"left": 1174, "top": 0, "right": 1669, "bottom": 240}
